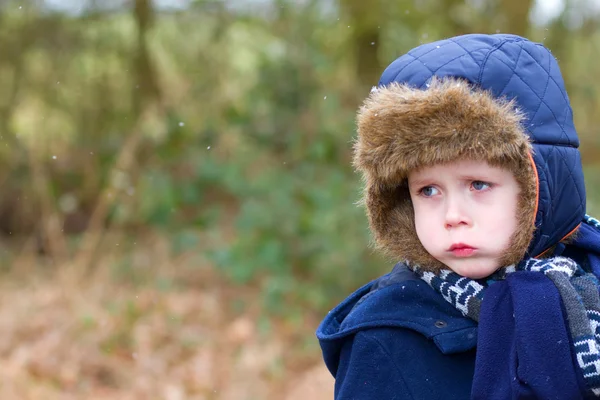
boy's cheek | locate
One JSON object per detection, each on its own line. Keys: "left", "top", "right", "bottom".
{"left": 414, "top": 207, "right": 439, "bottom": 230}
{"left": 414, "top": 218, "right": 440, "bottom": 251}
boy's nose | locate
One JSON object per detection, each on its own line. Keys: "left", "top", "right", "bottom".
{"left": 444, "top": 199, "right": 471, "bottom": 229}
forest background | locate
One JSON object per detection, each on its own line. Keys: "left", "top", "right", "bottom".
{"left": 1, "top": 0, "right": 600, "bottom": 398}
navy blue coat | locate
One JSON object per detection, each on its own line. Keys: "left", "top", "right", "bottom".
{"left": 317, "top": 34, "right": 591, "bottom": 399}
{"left": 318, "top": 263, "right": 478, "bottom": 399}
{"left": 317, "top": 259, "right": 597, "bottom": 399}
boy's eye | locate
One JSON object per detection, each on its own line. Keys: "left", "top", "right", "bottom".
{"left": 420, "top": 186, "right": 439, "bottom": 197}
{"left": 472, "top": 181, "right": 491, "bottom": 191}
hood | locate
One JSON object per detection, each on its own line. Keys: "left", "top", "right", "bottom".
{"left": 353, "top": 33, "right": 586, "bottom": 269}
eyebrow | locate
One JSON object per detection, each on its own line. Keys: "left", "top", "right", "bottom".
{"left": 458, "top": 174, "right": 493, "bottom": 181}
{"left": 409, "top": 174, "right": 495, "bottom": 188}
{"left": 408, "top": 178, "right": 432, "bottom": 188}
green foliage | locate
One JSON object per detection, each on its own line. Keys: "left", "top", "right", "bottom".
{"left": 205, "top": 150, "right": 385, "bottom": 312}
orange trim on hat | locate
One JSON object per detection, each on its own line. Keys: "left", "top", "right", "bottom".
{"left": 535, "top": 223, "right": 582, "bottom": 259}
{"left": 528, "top": 151, "right": 539, "bottom": 227}
{"left": 528, "top": 150, "right": 582, "bottom": 259}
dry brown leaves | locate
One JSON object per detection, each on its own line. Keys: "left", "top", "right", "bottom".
{"left": 0, "top": 234, "right": 334, "bottom": 400}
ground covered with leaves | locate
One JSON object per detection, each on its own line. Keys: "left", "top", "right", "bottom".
{"left": 0, "top": 235, "right": 333, "bottom": 400}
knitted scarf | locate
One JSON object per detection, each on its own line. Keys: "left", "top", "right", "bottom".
{"left": 411, "top": 215, "right": 600, "bottom": 397}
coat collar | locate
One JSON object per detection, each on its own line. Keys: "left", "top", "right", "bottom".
{"left": 317, "top": 263, "right": 478, "bottom": 355}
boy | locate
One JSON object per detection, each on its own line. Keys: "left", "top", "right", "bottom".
{"left": 317, "top": 33, "right": 600, "bottom": 399}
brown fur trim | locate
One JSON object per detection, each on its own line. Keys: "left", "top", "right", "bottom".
{"left": 353, "top": 77, "right": 537, "bottom": 273}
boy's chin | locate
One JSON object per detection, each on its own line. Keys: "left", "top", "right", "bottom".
{"left": 443, "top": 259, "right": 501, "bottom": 279}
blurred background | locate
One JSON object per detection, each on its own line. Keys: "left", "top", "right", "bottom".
{"left": 1, "top": 0, "right": 600, "bottom": 398}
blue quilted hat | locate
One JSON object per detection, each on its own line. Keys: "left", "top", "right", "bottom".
{"left": 353, "top": 34, "right": 586, "bottom": 272}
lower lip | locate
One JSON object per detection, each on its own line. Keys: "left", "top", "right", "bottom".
{"left": 451, "top": 248, "right": 476, "bottom": 257}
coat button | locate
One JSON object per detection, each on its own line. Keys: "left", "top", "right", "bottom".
{"left": 435, "top": 320, "right": 447, "bottom": 328}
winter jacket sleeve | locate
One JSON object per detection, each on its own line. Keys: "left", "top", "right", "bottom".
{"left": 334, "top": 330, "right": 415, "bottom": 400}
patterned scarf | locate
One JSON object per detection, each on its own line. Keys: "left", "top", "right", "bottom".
{"left": 411, "top": 214, "right": 600, "bottom": 397}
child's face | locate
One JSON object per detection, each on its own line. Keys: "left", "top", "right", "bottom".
{"left": 408, "top": 160, "right": 520, "bottom": 279}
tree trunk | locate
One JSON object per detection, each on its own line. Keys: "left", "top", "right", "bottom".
{"left": 133, "top": 0, "right": 161, "bottom": 113}
{"left": 339, "top": 0, "right": 382, "bottom": 92}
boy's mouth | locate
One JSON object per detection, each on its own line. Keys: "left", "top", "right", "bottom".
{"left": 448, "top": 243, "right": 477, "bottom": 257}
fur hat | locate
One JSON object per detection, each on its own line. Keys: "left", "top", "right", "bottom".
{"left": 353, "top": 77, "right": 538, "bottom": 272}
